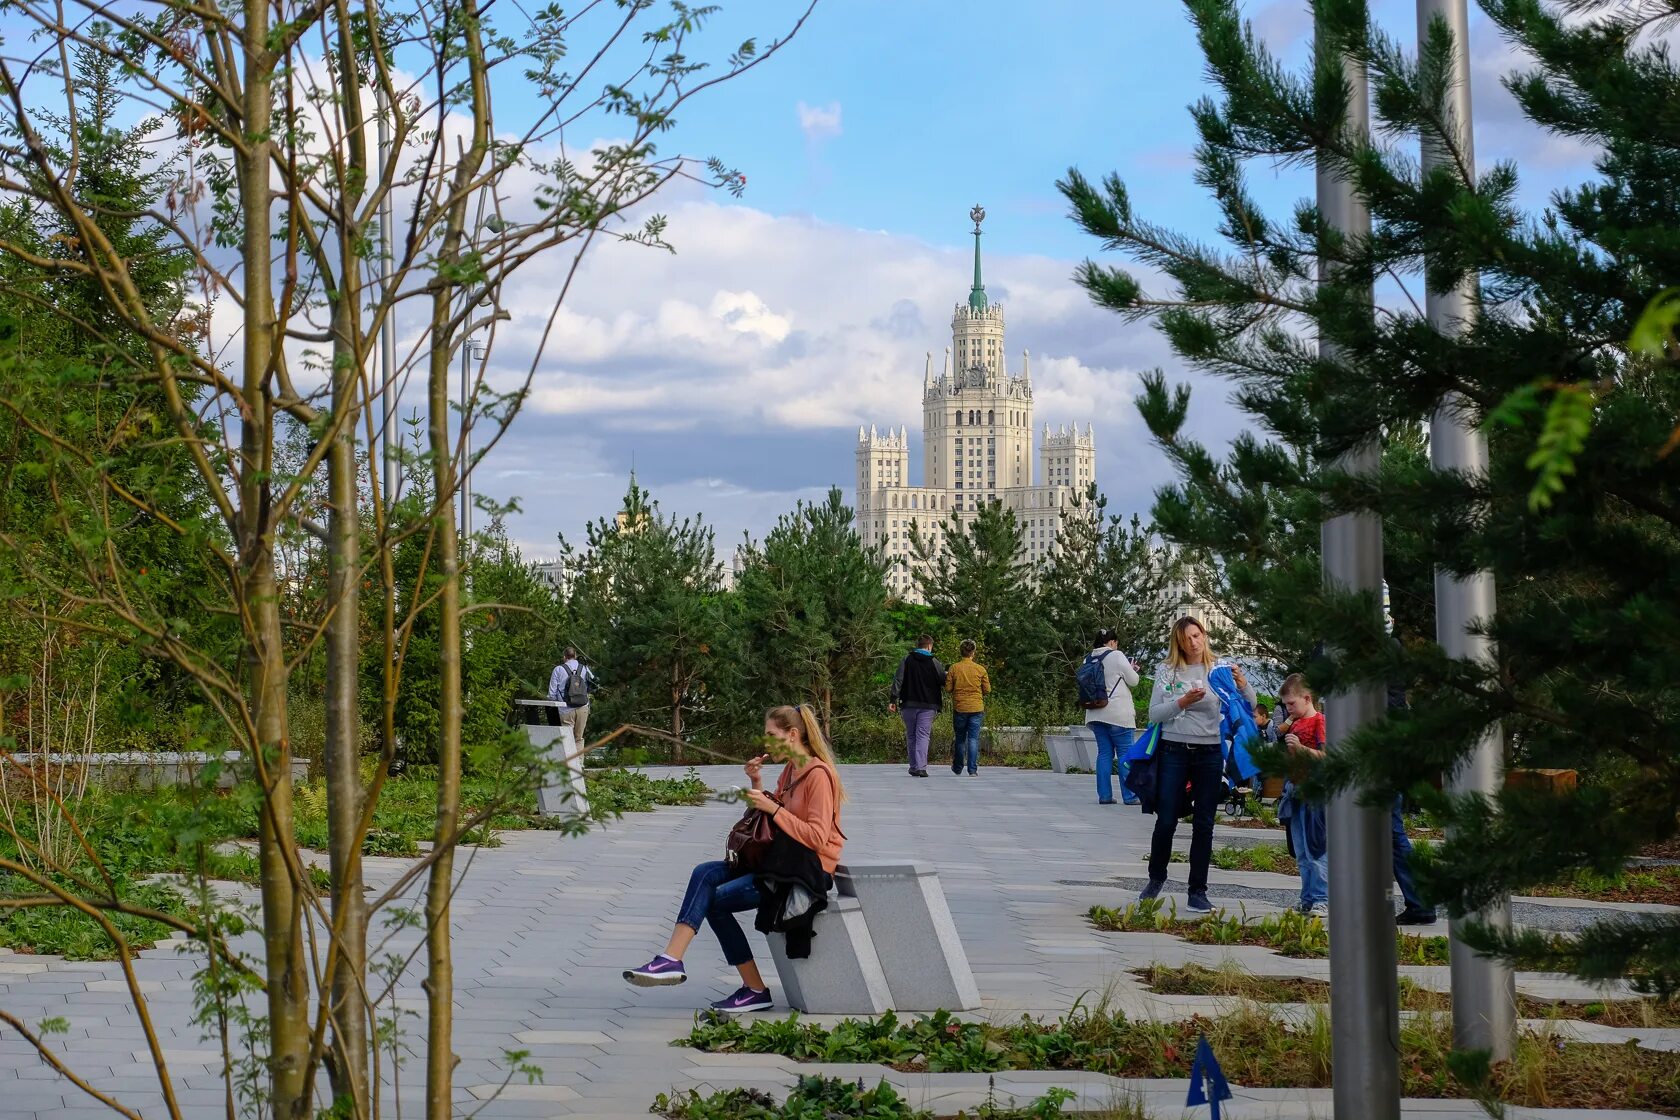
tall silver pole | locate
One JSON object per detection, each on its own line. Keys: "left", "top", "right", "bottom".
{"left": 1417, "top": 0, "right": 1516, "bottom": 1060}
{"left": 377, "top": 87, "right": 399, "bottom": 507}
{"left": 1318, "top": 29, "right": 1403, "bottom": 1120}
{"left": 459, "top": 340, "right": 475, "bottom": 546}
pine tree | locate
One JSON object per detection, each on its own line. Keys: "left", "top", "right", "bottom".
{"left": 561, "top": 479, "right": 729, "bottom": 756}
{"left": 734, "top": 488, "right": 893, "bottom": 742}
{"left": 1036, "top": 485, "right": 1183, "bottom": 694}
{"left": 1061, "top": 0, "right": 1680, "bottom": 989}
{"left": 906, "top": 501, "right": 1048, "bottom": 684}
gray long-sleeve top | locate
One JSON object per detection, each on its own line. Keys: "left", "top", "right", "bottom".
{"left": 1147, "top": 660, "right": 1256, "bottom": 745}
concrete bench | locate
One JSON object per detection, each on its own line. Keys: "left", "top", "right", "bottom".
{"left": 1045, "top": 725, "right": 1097, "bottom": 773}
{"left": 767, "top": 895, "right": 892, "bottom": 1015}
{"left": 0, "top": 751, "right": 308, "bottom": 790}
{"left": 836, "top": 862, "right": 980, "bottom": 1012}
{"left": 513, "top": 701, "right": 589, "bottom": 819}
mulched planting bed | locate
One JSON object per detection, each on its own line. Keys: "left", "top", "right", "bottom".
{"left": 680, "top": 1007, "right": 1680, "bottom": 1115}
{"left": 1136, "top": 963, "right": 1680, "bottom": 1029}
{"left": 1088, "top": 898, "right": 1451, "bottom": 965}
{"left": 1527, "top": 864, "right": 1680, "bottom": 907}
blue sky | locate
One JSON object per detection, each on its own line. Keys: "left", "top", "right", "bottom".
{"left": 477, "top": 0, "right": 1600, "bottom": 560}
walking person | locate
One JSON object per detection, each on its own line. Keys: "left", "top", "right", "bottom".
{"left": 546, "top": 646, "right": 595, "bottom": 746}
{"left": 889, "top": 634, "right": 945, "bottom": 778}
{"left": 1078, "top": 628, "right": 1140, "bottom": 805}
{"left": 945, "top": 640, "right": 991, "bottom": 776}
{"left": 622, "top": 704, "right": 846, "bottom": 1012}
{"left": 1138, "top": 616, "right": 1255, "bottom": 913}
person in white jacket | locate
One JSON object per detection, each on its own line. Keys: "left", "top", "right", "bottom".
{"left": 1138, "top": 616, "right": 1254, "bottom": 914}
{"left": 1082, "top": 628, "right": 1140, "bottom": 805}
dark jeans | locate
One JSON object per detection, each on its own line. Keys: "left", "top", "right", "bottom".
{"left": 1146, "top": 741, "right": 1224, "bottom": 893}
{"left": 1392, "top": 796, "right": 1430, "bottom": 913}
{"left": 952, "top": 710, "right": 983, "bottom": 773}
{"left": 676, "top": 860, "right": 762, "bottom": 966}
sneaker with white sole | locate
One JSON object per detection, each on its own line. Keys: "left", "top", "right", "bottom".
{"left": 710, "top": 985, "right": 774, "bottom": 1013}
{"left": 1185, "top": 891, "right": 1214, "bottom": 914}
{"left": 623, "top": 954, "right": 687, "bottom": 987}
{"left": 1137, "top": 879, "right": 1166, "bottom": 902}
{"left": 1308, "top": 902, "right": 1329, "bottom": 918}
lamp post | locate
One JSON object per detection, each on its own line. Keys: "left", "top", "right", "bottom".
{"left": 459, "top": 337, "right": 486, "bottom": 547}
{"left": 1417, "top": 0, "right": 1516, "bottom": 1060}
{"left": 1318, "top": 23, "right": 1403, "bottom": 1120}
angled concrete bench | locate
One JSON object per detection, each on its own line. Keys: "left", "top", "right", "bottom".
{"left": 836, "top": 862, "right": 981, "bottom": 1012}
{"left": 767, "top": 894, "right": 892, "bottom": 1015}
{"left": 1045, "top": 725, "right": 1098, "bottom": 773}
{"left": 513, "top": 701, "right": 589, "bottom": 819}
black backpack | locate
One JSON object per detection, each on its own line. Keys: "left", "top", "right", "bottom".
{"left": 563, "top": 665, "right": 591, "bottom": 707}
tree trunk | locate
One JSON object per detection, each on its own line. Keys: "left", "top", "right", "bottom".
{"left": 323, "top": 310, "right": 369, "bottom": 1111}
{"left": 238, "top": 6, "right": 310, "bottom": 1113}
{"left": 424, "top": 5, "right": 489, "bottom": 1113}
{"left": 670, "top": 659, "right": 684, "bottom": 763}
{"left": 320, "top": 13, "right": 371, "bottom": 1108}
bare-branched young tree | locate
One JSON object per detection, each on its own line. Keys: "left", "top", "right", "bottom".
{"left": 0, "top": 0, "right": 812, "bottom": 1116}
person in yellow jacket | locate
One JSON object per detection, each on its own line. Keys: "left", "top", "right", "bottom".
{"left": 945, "top": 639, "right": 992, "bottom": 776}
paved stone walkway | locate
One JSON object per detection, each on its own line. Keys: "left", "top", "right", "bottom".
{"left": 0, "top": 764, "right": 1672, "bottom": 1119}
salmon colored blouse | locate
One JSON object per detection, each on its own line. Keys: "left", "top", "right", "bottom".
{"left": 770, "top": 758, "right": 844, "bottom": 873}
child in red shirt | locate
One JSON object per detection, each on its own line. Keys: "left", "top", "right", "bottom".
{"left": 1277, "top": 674, "right": 1327, "bottom": 915}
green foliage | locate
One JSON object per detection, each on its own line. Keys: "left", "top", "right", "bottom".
{"left": 656, "top": 1076, "right": 934, "bottom": 1120}
{"left": 1088, "top": 898, "right": 1446, "bottom": 964}
{"left": 1062, "top": 0, "right": 1680, "bottom": 990}
{"left": 678, "top": 1006, "right": 1680, "bottom": 1112}
{"left": 558, "top": 478, "right": 730, "bottom": 750}
{"left": 734, "top": 488, "right": 894, "bottom": 742}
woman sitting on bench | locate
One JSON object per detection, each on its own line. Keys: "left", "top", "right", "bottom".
{"left": 623, "top": 704, "right": 846, "bottom": 1012}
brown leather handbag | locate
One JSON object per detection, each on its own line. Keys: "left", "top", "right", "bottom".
{"left": 725, "top": 796, "right": 779, "bottom": 871}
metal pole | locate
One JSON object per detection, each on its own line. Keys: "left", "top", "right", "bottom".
{"left": 1417, "top": 0, "right": 1516, "bottom": 1061}
{"left": 377, "top": 87, "right": 398, "bottom": 508}
{"left": 459, "top": 339, "right": 475, "bottom": 546}
{"left": 1317, "top": 28, "right": 1403, "bottom": 1120}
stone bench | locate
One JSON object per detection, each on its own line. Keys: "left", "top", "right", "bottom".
{"left": 836, "top": 862, "right": 980, "bottom": 1012}
{"left": 767, "top": 895, "right": 892, "bottom": 1015}
{"left": 513, "top": 701, "right": 589, "bottom": 819}
{"left": 0, "top": 751, "right": 308, "bottom": 790}
{"left": 1044, "top": 725, "right": 1097, "bottom": 773}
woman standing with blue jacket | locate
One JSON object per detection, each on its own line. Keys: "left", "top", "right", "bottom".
{"left": 1138, "top": 616, "right": 1254, "bottom": 914}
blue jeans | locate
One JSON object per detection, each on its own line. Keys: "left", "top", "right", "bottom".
{"left": 1289, "top": 805, "right": 1329, "bottom": 909}
{"left": 676, "top": 860, "right": 762, "bottom": 966}
{"left": 952, "top": 710, "right": 983, "bottom": 773}
{"left": 1089, "top": 722, "right": 1136, "bottom": 803}
{"left": 1392, "top": 796, "right": 1430, "bottom": 913}
{"left": 1146, "top": 741, "right": 1224, "bottom": 892}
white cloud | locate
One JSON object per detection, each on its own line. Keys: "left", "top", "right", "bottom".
{"left": 796, "top": 100, "right": 843, "bottom": 142}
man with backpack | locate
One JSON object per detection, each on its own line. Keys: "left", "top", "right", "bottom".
{"left": 888, "top": 634, "right": 945, "bottom": 778}
{"left": 547, "top": 646, "right": 596, "bottom": 747}
{"left": 1078, "top": 628, "right": 1140, "bottom": 805}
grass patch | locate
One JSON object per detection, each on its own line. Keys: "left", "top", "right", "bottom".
{"left": 1, "top": 765, "right": 709, "bottom": 959}
{"left": 1527, "top": 864, "right": 1680, "bottom": 907}
{"left": 655, "top": 1074, "right": 1132, "bottom": 1120}
{"left": 1170, "top": 844, "right": 1298, "bottom": 875}
{"left": 1088, "top": 897, "right": 1451, "bottom": 965}
{"left": 1136, "top": 962, "right": 1680, "bottom": 1029}
{"left": 679, "top": 1007, "right": 1680, "bottom": 1114}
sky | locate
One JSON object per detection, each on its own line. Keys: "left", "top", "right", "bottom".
{"left": 470, "top": 0, "right": 1603, "bottom": 562}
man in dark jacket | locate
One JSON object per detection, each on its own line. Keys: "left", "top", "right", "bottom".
{"left": 889, "top": 634, "right": 945, "bottom": 778}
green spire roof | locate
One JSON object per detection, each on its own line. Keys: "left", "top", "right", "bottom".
{"left": 968, "top": 204, "right": 987, "bottom": 310}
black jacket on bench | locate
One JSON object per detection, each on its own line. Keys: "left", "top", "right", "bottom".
{"left": 753, "top": 831, "right": 831, "bottom": 959}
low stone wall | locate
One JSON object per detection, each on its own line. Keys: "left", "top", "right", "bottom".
{"left": 0, "top": 751, "right": 309, "bottom": 791}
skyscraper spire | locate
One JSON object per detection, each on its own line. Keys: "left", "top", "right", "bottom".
{"left": 968, "top": 204, "right": 987, "bottom": 311}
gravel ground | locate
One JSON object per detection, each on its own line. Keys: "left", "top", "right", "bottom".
{"left": 1063, "top": 875, "right": 1636, "bottom": 934}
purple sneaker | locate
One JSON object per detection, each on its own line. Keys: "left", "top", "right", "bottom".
{"left": 623, "top": 954, "right": 687, "bottom": 987}
{"left": 709, "top": 985, "right": 773, "bottom": 1013}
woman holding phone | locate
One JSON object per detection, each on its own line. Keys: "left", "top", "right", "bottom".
{"left": 1138, "top": 616, "right": 1253, "bottom": 914}
{"left": 622, "top": 704, "right": 846, "bottom": 1012}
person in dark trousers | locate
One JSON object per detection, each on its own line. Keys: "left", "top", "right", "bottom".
{"left": 1386, "top": 635, "right": 1437, "bottom": 926}
{"left": 889, "top": 634, "right": 945, "bottom": 778}
{"left": 1139, "top": 616, "right": 1255, "bottom": 914}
